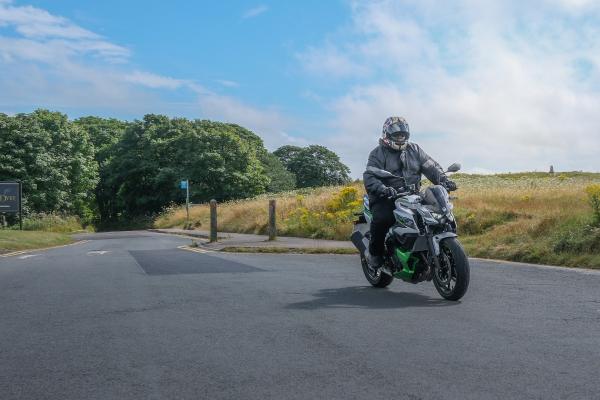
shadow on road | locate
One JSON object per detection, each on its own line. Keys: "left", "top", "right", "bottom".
{"left": 285, "top": 286, "right": 459, "bottom": 310}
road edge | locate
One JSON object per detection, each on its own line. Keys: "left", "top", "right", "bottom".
{"left": 0, "top": 240, "right": 89, "bottom": 258}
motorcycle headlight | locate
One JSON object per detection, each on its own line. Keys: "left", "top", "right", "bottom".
{"left": 430, "top": 212, "right": 446, "bottom": 222}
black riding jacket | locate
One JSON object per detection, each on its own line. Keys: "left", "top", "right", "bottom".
{"left": 363, "top": 141, "right": 446, "bottom": 205}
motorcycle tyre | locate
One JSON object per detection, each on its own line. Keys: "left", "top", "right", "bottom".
{"left": 433, "top": 238, "right": 470, "bottom": 301}
{"left": 360, "top": 254, "right": 393, "bottom": 288}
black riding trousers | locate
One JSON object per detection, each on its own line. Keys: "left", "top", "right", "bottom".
{"left": 368, "top": 199, "right": 396, "bottom": 257}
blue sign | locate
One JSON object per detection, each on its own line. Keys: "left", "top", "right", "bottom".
{"left": 180, "top": 180, "right": 188, "bottom": 189}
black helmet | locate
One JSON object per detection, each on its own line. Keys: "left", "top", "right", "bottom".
{"left": 381, "top": 116, "right": 410, "bottom": 150}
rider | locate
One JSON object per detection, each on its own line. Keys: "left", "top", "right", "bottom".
{"left": 363, "top": 116, "right": 457, "bottom": 269}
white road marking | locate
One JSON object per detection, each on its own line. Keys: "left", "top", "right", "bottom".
{"left": 177, "top": 245, "right": 214, "bottom": 254}
{"left": 87, "top": 250, "right": 111, "bottom": 255}
{"left": 18, "top": 254, "right": 39, "bottom": 259}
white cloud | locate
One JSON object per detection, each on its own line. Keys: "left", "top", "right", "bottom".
{"left": 216, "top": 79, "right": 239, "bottom": 88}
{"left": 0, "top": 1, "right": 294, "bottom": 147}
{"left": 198, "top": 92, "right": 295, "bottom": 149}
{"left": 243, "top": 5, "right": 268, "bottom": 19}
{"left": 124, "top": 71, "right": 187, "bottom": 90}
{"left": 301, "top": 0, "right": 600, "bottom": 175}
{"left": 0, "top": 1, "right": 128, "bottom": 61}
{"left": 297, "top": 44, "right": 369, "bottom": 79}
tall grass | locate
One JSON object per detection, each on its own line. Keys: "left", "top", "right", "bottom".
{"left": 155, "top": 172, "right": 600, "bottom": 268}
{"left": 19, "top": 213, "right": 86, "bottom": 233}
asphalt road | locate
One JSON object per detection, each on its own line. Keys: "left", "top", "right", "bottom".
{"left": 1, "top": 231, "right": 599, "bottom": 400}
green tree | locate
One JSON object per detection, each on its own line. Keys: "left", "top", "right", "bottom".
{"left": 260, "top": 152, "right": 296, "bottom": 193}
{"left": 274, "top": 144, "right": 351, "bottom": 188}
{"left": 273, "top": 145, "right": 303, "bottom": 166}
{"left": 103, "top": 115, "right": 269, "bottom": 219}
{"left": 0, "top": 110, "right": 98, "bottom": 219}
{"left": 74, "top": 116, "right": 130, "bottom": 223}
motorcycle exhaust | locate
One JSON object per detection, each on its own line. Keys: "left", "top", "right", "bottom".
{"left": 350, "top": 230, "right": 368, "bottom": 255}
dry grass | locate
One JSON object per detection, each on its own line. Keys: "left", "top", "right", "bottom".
{"left": 155, "top": 172, "right": 600, "bottom": 268}
{"left": 155, "top": 185, "right": 363, "bottom": 238}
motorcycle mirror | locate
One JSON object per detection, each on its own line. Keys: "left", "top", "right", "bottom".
{"left": 446, "top": 163, "right": 461, "bottom": 173}
{"left": 366, "top": 166, "right": 400, "bottom": 178}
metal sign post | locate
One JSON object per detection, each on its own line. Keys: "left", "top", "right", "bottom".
{"left": 180, "top": 180, "right": 190, "bottom": 227}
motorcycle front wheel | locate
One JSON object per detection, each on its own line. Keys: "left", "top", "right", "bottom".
{"left": 433, "top": 238, "right": 470, "bottom": 301}
{"left": 360, "top": 254, "right": 394, "bottom": 288}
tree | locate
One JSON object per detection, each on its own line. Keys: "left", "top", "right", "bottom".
{"left": 74, "top": 116, "right": 130, "bottom": 223}
{"left": 273, "top": 145, "right": 303, "bottom": 166}
{"left": 0, "top": 110, "right": 98, "bottom": 219}
{"left": 103, "top": 115, "right": 269, "bottom": 219}
{"left": 274, "top": 144, "right": 351, "bottom": 188}
{"left": 260, "top": 152, "right": 296, "bottom": 193}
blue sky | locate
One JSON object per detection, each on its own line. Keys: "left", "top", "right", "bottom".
{"left": 1, "top": 0, "right": 600, "bottom": 176}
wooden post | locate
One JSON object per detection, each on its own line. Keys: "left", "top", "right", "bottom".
{"left": 268, "top": 199, "right": 276, "bottom": 241}
{"left": 210, "top": 199, "right": 217, "bottom": 242}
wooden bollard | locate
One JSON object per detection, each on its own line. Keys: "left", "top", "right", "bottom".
{"left": 210, "top": 199, "right": 217, "bottom": 242}
{"left": 268, "top": 199, "right": 277, "bottom": 241}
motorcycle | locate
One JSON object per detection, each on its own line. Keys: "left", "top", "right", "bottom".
{"left": 350, "top": 163, "right": 469, "bottom": 301}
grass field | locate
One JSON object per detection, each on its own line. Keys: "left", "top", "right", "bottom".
{"left": 0, "top": 230, "right": 73, "bottom": 253}
{"left": 155, "top": 172, "right": 600, "bottom": 269}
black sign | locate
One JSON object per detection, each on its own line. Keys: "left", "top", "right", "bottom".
{"left": 0, "top": 182, "right": 20, "bottom": 214}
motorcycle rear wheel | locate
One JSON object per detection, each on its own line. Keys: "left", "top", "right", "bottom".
{"left": 433, "top": 238, "right": 470, "bottom": 301}
{"left": 361, "top": 254, "right": 394, "bottom": 288}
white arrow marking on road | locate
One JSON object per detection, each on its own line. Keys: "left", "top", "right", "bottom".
{"left": 18, "top": 254, "right": 39, "bottom": 259}
{"left": 87, "top": 251, "right": 110, "bottom": 255}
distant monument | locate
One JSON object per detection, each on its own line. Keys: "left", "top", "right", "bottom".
{"left": 549, "top": 165, "right": 554, "bottom": 174}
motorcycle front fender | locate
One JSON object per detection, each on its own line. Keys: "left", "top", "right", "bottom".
{"left": 431, "top": 232, "right": 458, "bottom": 256}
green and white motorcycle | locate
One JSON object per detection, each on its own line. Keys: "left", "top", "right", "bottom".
{"left": 351, "top": 163, "right": 469, "bottom": 301}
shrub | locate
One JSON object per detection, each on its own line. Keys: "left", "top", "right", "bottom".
{"left": 20, "top": 213, "right": 84, "bottom": 233}
{"left": 283, "top": 186, "right": 361, "bottom": 239}
{"left": 585, "top": 184, "right": 600, "bottom": 225}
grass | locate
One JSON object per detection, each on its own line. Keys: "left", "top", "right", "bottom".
{"left": 21, "top": 213, "right": 87, "bottom": 233}
{"left": 0, "top": 230, "right": 73, "bottom": 253}
{"left": 155, "top": 172, "right": 600, "bottom": 269}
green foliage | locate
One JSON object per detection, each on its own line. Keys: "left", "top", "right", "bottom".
{"left": 20, "top": 213, "right": 85, "bottom": 233}
{"left": 284, "top": 186, "right": 361, "bottom": 238}
{"left": 274, "top": 144, "right": 351, "bottom": 188}
{"left": 103, "top": 115, "right": 269, "bottom": 220}
{"left": 454, "top": 209, "right": 519, "bottom": 235}
{"left": 0, "top": 110, "right": 98, "bottom": 219}
{"left": 1, "top": 109, "right": 352, "bottom": 230}
{"left": 260, "top": 153, "right": 296, "bottom": 193}
{"left": 74, "top": 116, "right": 131, "bottom": 225}
{"left": 552, "top": 217, "right": 600, "bottom": 254}
{"left": 585, "top": 184, "right": 600, "bottom": 225}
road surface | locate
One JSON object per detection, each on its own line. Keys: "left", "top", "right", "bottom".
{"left": 1, "top": 231, "right": 599, "bottom": 400}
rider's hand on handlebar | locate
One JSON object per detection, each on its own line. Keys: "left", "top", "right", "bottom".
{"left": 442, "top": 178, "right": 458, "bottom": 192}
{"left": 380, "top": 186, "right": 397, "bottom": 199}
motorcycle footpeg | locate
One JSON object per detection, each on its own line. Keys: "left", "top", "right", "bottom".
{"left": 379, "top": 265, "right": 393, "bottom": 276}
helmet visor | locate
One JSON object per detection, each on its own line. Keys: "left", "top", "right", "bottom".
{"left": 385, "top": 123, "right": 409, "bottom": 136}
{"left": 389, "top": 131, "right": 409, "bottom": 141}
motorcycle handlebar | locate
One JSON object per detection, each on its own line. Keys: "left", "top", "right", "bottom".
{"left": 387, "top": 191, "right": 412, "bottom": 200}
{"left": 386, "top": 184, "right": 457, "bottom": 200}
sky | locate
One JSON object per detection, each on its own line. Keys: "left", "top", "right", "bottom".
{"left": 1, "top": 0, "right": 600, "bottom": 176}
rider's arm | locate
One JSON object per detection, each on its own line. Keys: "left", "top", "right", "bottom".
{"left": 363, "top": 148, "right": 387, "bottom": 196}
{"left": 416, "top": 145, "right": 445, "bottom": 185}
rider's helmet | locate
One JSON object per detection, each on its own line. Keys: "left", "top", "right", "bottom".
{"left": 381, "top": 116, "right": 410, "bottom": 151}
